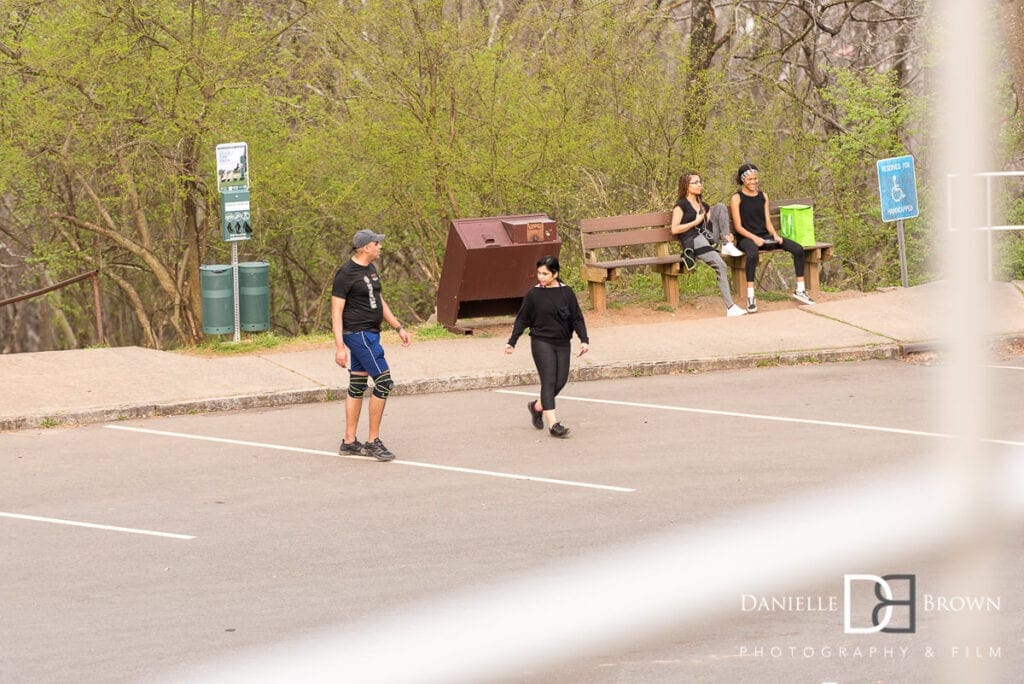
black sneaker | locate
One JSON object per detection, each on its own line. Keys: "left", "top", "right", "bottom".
{"left": 339, "top": 439, "right": 363, "bottom": 456}
{"left": 362, "top": 438, "right": 395, "bottom": 462}
{"left": 746, "top": 297, "right": 758, "bottom": 313}
{"left": 527, "top": 401, "right": 544, "bottom": 430}
{"left": 549, "top": 423, "right": 570, "bottom": 438}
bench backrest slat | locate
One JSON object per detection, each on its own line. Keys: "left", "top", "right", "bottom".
{"left": 580, "top": 211, "right": 674, "bottom": 257}
{"left": 580, "top": 211, "right": 672, "bottom": 233}
{"left": 582, "top": 227, "right": 674, "bottom": 250}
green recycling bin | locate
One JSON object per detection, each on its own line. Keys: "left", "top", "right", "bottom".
{"left": 238, "top": 261, "right": 270, "bottom": 332}
{"left": 200, "top": 265, "right": 234, "bottom": 335}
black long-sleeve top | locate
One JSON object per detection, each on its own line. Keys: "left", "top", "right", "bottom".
{"left": 507, "top": 284, "right": 589, "bottom": 347}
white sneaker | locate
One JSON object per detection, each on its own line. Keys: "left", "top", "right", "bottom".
{"left": 792, "top": 289, "right": 814, "bottom": 305}
{"left": 721, "top": 242, "right": 744, "bottom": 257}
{"left": 726, "top": 304, "right": 748, "bottom": 317}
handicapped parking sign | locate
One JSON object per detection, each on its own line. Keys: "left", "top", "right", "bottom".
{"left": 876, "top": 155, "right": 919, "bottom": 222}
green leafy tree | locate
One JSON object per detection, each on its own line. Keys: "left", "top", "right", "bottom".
{"left": 818, "top": 68, "right": 928, "bottom": 288}
{"left": 0, "top": 0, "right": 318, "bottom": 347}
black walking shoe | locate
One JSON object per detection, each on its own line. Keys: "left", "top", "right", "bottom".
{"left": 746, "top": 297, "right": 758, "bottom": 313}
{"left": 338, "top": 439, "right": 363, "bottom": 456}
{"left": 362, "top": 438, "right": 395, "bottom": 462}
{"left": 549, "top": 423, "right": 570, "bottom": 438}
{"left": 527, "top": 401, "right": 544, "bottom": 430}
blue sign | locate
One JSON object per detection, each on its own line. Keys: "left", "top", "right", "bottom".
{"left": 876, "top": 155, "right": 919, "bottom": 222}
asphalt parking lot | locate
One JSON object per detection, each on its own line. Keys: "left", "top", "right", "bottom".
{"left": 1, "top": 358, "right": 1022, "bottom": 683}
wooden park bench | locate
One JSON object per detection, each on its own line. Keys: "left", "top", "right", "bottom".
{"left": 579, "top": 201, "right": 834, "bottom": 312}
{"left": 720, "top": 198, "right": 834, "bottom": 298}
{"left": 579, "top": 211, "right": 683, "bottom": 312}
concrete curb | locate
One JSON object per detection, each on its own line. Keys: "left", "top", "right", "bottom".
{"left": 0, "top": 388, "right": 344, "bottom": 434}
{"left": 1, "top": 344, "right": 900, "bottom": 432}
{"left": 898, "top": 332, "right": 1024, "bottom": 356}
{"left": 393, "top": 344, "right": 901, "bottom": 397}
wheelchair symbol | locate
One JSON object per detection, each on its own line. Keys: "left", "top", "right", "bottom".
{"left": 891, "top": 176, "right": 906, "bottom": 203}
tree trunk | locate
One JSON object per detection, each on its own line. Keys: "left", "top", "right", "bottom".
{"left": 181, "top": 135, "right": 205, "bottom": 345}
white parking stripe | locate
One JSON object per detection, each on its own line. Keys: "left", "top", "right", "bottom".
{"left": 0, "top": 512, "right": 194, "bottom": 539}
{"left": 988, "top": 364, "right": 1024, "bottom": 371}
{"left": 494, "top": 390, "right": 1024, "bottom": 448}
{"left": 102, "top": 425, "right": 635, "bottom": 493}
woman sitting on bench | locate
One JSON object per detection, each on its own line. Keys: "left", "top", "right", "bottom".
{"left": 729, "top": 162, "right": 814, "bottom": 313}
{"left": 670, "top": 172, "right": 748, "bottom": 318}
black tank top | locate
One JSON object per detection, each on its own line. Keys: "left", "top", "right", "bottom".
{"left": 674, "top": 197, "right": 711, "bottom": 248}
{"left": 737, "top": 191, "right": 768, "bottom": 237}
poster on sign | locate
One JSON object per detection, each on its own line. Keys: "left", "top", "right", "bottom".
{"left": 216, "top": 142, "right": 249, "bottom": 192}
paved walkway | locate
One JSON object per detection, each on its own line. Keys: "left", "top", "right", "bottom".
{"left": 2, "top": 281, "right": 1022, "bottom": 431}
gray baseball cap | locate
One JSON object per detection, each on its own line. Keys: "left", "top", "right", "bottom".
{"left": 353, "top": 229, "right": 385, "bottom": 249}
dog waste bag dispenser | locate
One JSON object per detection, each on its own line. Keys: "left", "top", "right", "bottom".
{"left": 436, "top": 213, "right": 560, "bottom": 331}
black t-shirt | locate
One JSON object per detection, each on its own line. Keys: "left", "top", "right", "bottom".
{"left": 331, "top": 259, "right": 383, "bottom": 332}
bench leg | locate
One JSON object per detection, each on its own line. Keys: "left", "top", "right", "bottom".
{"left": 804, "top": 260, "right": 821, "bottom": 294}
{"left": 805, "top": 264, "right": 820, "bottom": 294}
{"left": 587, "top": 280, "right": 607, "bottom": 312}
{"left": 730, "top": 263, "right": 745, "bottom": 300}
{"left": 661, "top": 273, "right": 679, "bottom": 307}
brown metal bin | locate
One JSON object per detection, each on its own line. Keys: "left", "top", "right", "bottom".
{"left": 436, "top": 213, "right": 561, "bottom": 332}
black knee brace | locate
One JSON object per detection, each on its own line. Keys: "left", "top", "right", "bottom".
{"left": 348, "top": 373, "right": 368, "bottom": 398}
{"left": 371, "top": 370, "right": 393, "bottom": 399}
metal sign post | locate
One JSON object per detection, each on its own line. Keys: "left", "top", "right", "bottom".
{"left": 876, "top": 155, "right": 919, "bottom": 288}
{"left": 892, "top": 220, "right": 909, "bottom": 290}
{"left": 231, "top": 242, "right": 240, "bottom": 342}
{"left": 215, "top": 142, "right": 251, "bottom": 341}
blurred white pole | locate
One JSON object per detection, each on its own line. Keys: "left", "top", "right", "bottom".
{"left": 934, "top": 0, "right": 998, "bottom": 681}
{"left": 986, "top": 175, "right": 993, "bottom": 281}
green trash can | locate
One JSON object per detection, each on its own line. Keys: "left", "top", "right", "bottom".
{"left": 200, "top": 265, "right": 234, "bottom": 335}
{"left": 238, "top": 261, "right": 270, "bottom": 332}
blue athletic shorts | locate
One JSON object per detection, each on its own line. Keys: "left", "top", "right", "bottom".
{"left": 342, "top": 330, "right": 390, "bottom": 375}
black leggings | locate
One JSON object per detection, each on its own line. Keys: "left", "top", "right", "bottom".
{"left": 531, "top": 337, "right": 571, "bottom": 411}
{"left": 736, "top": 236, "right": 805, "bottom": 282}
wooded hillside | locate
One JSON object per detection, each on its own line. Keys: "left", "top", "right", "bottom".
{"left": 2, "top": 0, "right": 1021, "bottom": 352}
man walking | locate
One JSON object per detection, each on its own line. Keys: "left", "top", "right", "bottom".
{"left": 331, "top": 229, "right": 411, "bottom": 461}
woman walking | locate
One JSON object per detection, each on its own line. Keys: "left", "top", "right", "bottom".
{"left": 505, "top": 255, "right": 589, "bottom": 438}
{"left": 671, "top": 171, "right": 747, "bottom": 317}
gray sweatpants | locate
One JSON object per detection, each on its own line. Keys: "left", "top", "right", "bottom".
{"left": 693, "top": 234, "right": 734, "bottom": 309}
{"left": 705, "top": 203, "right": 732, "bottom": 245}
{"left": 696, "top": 203, "right": 735, "bottom": 309}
